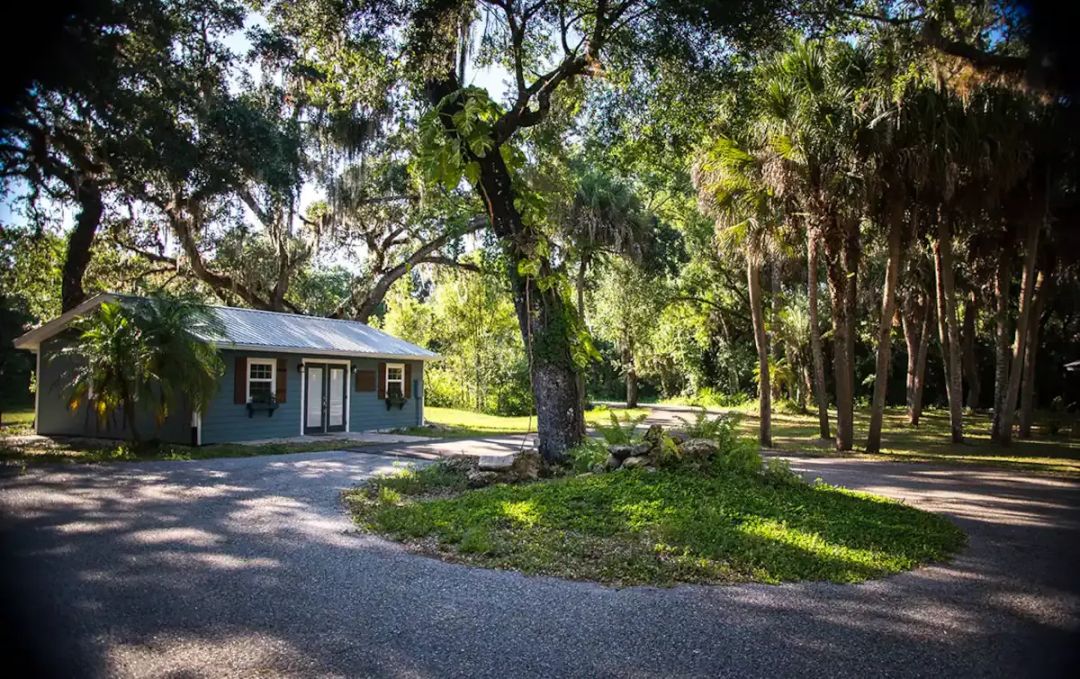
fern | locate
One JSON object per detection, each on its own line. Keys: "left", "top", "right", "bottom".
{"left": 593, "top": 411, "right": 648, "bottom": 444}
{"left": 675, "top": 408, "right": 740, "bottom": 442}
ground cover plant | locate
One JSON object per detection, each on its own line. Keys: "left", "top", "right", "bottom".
{"left": 347, "top": 416, "right": 965, "bottom": 586}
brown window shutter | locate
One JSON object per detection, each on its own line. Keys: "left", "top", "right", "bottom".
{"left": 377, "top": 362, "right": 387, "bottom": 399}
{"left": 404, "top": 363, "right": 412, "bottom": 398}
{"left": 275, "top": 359, "right": 288, "bottom": 403}
{"left": 355, "top": 370, "right": 375, "bottom": 392}
{"left": 234, "top": 356, "right": 247, "bottom": 404}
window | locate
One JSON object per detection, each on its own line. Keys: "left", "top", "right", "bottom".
{"left": 247, "top": 358, "right": 276, "bottom": 403}
{"left": 385, "top": 363, "right": 405, "bottom": 397}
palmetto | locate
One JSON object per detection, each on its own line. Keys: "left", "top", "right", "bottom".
{"left": 56, "top": 295, "right": 224, "bottom": 442}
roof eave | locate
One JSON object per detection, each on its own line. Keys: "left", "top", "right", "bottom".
{"left": 216, "top": 342, "right": 441, "bottom": 361}
{"left": 12, "top": 293, "right": 117, "bottom": 352}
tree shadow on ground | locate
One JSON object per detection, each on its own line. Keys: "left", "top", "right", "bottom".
{"left": 0, "top": 451, "right": 1077, "bottom": 678}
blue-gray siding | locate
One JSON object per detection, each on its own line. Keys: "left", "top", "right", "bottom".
{"left": 349, "top": 357, "right": 425, "bottom": 434}
{"left": 36, "top": 335, "right": 193, "bottom": 444}
{"left": 199, "top": 351, "right": 424, "bottom": 444}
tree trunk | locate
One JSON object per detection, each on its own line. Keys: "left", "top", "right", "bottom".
{"left": 911, "top": 301, "right": 932, "bottom": 425}
{"left": 902, "top": 295, "right": 923, "bottom": 424}
{"left": 747, "top": 256, "right": 772, "bottom": 447}
{"left": 425, "top": 73, "right": 583, "bottom": 462}
{"left": 867, "top": 221, "right": 903, "bottom": 453}
{"left": 123, "top": 393, "right": 141, "bottom": 444}
{"left": 961, "top": 290, "right": 981, "bottom": 410}
{"left": 806, "top": 229, "right": 831, "bottom": 439}
{"left": 902, "top": 295, "right": 933, "bottom": 426}
{"left": 575, "top": 257, "right": 589, "bottom": 436}
{"left": 61, "top": 181, "right": 103, "bottom": 311}
{"left": 823, "top": 217, "right": 858, "bottom": 452}
{"left": 625, "top": 353, "right": 639, "bottom": 408}
{"left": 933, "top": 219, "right": 964, "bottom": 443}
{"left": 473, "top": 147, "right": 582, "bottom": 462}
{"left": 1019, "top": 269, "right": 1052, "bottom": 438}
{"left": 991, "top": 250, "right": 1014, "bottom": 440}
{"left": 1000, "top": 215, "right": 1042, "bottom": 444}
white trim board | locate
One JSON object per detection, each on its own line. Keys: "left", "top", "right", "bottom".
{"left": 33, "top": 348, "right": 40, "bottom": 435}
{"left": 245, "top": 357, "right": 277, "bottom": 404}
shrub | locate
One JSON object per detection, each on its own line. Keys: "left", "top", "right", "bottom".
{"left": 774, "top": 398, "right": 806, "bottom": 415}
{"left": 690, "top": 387, "right": 752, "bottom": 408}
{"left": 761, "top": 457, "right": 805, "bottom": 487}
{"left": 710, "top": 437, "right": 763, "bottom": 476}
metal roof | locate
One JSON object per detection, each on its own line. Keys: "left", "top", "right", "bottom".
{"left": 13, "top": 293, "right": 439, "bottom": 361}
{"left": 199, "top": 305, "right": 438, "bottom": 359}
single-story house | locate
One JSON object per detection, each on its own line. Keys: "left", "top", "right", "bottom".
{"left": 13, "top": 293, "right": 438, "bottom": 445}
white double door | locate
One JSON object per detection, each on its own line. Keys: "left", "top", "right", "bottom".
{"left": 304, "top": 362, "right": 347, "bottom": 434}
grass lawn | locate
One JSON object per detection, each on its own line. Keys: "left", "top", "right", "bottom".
{"left": 0, "top": 417, "right": 365, "bottom": 467}
{"left": 346, "top": 464, "right": 965, "bottom": 586}
{"left": 398, "top": 405, "right": 651, "bottom": 438}
{"left": 729, "top": 406, "right": 1080, "bottom": 477}
{"left": 0, "top": 408, "right": 36, "bottom": 436}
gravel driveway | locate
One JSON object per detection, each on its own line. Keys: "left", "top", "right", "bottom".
{"left": 1, "top": 447, "right": 1078, "bottom": 678}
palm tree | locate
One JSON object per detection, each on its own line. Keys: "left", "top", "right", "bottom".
{"left": 57, "top": 295, "right": 224, "bottom": 443}
{"left": 57, "top": 301, "right": 149, "bottom": 439}
{"left": 132, "top": 294, "right": 226, "bottom": 431}
{"left": 560, "top": 170, "right": 658, "bottom": 411}
{"left": 900, "top": 83, "right": 977, "bottom": 444}
{"left": 754, "top": 38, "right": 864, "bottom": 451}
{"left": 694, "top": 135, "right": 780, "bottom": 447}
{"left": 858, "top": 47, "right": 917, "bottom": 454}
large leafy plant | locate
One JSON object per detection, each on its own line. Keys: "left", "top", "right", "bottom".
{"left": 56, "top": 295, "right": 225, "bottom": 442}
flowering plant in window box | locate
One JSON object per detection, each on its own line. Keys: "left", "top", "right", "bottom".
{"left": 246, "top": 393, "right": 278, "bottom": 418}
{"left": 385, "top": 386, "right": 407, "bottom": 411}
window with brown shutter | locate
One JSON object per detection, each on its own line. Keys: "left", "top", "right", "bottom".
{"left": 233, "top": 356, "right": 247, "bottom": 404}
{"left": 404, "top": 363, "right": 412, "bottom": 398}
{"left": 377, "top": 362, "right": 387, "bottom": 399}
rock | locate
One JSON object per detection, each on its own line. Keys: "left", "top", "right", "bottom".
{"left": 508, "top": 450, "right": 542, "bottom": 481}
{"left": 609, "top": 444, "right": 635, "bottom": 461}
{"left": 642, "top": 424, "right": 664, "bottom": 443}
{"left": 668, "top": 431, "right": 688, "bottom": 446}
{"left": 466, "top": 469, "right": 500, "bottom": 488}
{"left": 478, "top": 454, "right": 515, "bottom": 471}
{"left": 680, "top": 438, "right": 720, "bottom": 460}
{"left": 606, "top": 454, "right": 623, "bottom": 470}
{"left": 622, "top": 455, "right": 649, "bottom": 469}
{"left": 632, "top": 441, "right": 655, "bottom": 457}
{"left": 441, "top": 456, "right": 478, "bottom": 474}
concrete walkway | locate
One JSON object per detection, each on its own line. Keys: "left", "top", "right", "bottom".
{"left": 0, "top": 444, "right": 1077, "bottom": 677}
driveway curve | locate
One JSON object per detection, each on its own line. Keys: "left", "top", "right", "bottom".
{"left": 1, "top": 448, "right": 1078, "bottom": 678}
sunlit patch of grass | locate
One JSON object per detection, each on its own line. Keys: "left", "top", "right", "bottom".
{"left": 0, "top": 408, "right": 36, "bottom": 436}
{"left": 396, "top": 405, "right": 651, "bottom": 438}
{"left": 346, "top": 466, "right": 965, "bottom": 586}
{"left": 726, "top": 405, "right": 1080, "bottom": 476}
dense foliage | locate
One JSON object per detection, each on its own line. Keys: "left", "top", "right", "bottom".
{"left": 2, "top": 0, "right": 1078, "bottom": 454}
